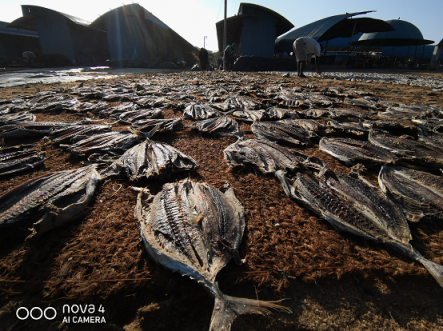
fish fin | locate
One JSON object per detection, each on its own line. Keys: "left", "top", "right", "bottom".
{"left": 420, "top": 259, "right": 443, "bottom": 287}
{"left": 210, "top": 294, "right": 292, "bottom": 331}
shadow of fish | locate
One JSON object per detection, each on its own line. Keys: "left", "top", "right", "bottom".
{"left": 134, "top": 180, "right": 291, "bottom": 331}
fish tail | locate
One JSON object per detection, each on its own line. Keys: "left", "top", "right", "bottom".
{"left": 209, "top": 294, "right": 292, "bottom": 331}
{"left": 420, "top": 259, "right": 443, "bottom": 287}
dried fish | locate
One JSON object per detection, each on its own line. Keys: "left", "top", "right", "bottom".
{"left": 62, "top": 130, "right": 145, "bottom": 156}
{"left": 183, "top": 103, "right": 218, "bottom": 120}
{"left": 224, "top": 138, "right": 326, "bottom": 174}
{"left": 0, "top": 146, "right": 45, "bottom": 176}
{"left": 0, "top": 165, "right": 100, "bottom": 240}
{"left": 131, "top": 118, "right": 182, "bottom": 133}
{"left": 379, "top": 165, "right": 443, "bottom": 222}
{"left": 252, "top": 121, "right": 317, "bottom": 146}
{"left": 118, "top": 109, "right": 162, "bottom": 124}
{"left": 135, "top": 180, "right": 291, "bottom": 331}
{"left": 49, "top": 124, "right": 112, "bottom": 144}
{"left": 368, "top": 131, "right": 443, "bottom": 165}
{"left": 319, "top": 137, "right": 397, "bottom": 166}
{"left": 188, "top": 116, "right": 239, "bottom": 137}
{"left": 325, "top": 120, "right": 367, "bottom": 136}
{"left": 276, "top": 170, "right": 443, "bottom": 287}
{"left": 102, "top": 138, "right": 198, "bottom": 180}
{"left": 72, "top": 101, "right": 108, "bottom": 114}
{"left": 0, "top": 112, "right": 35, "bottom": 126}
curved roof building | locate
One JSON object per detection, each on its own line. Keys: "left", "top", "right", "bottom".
{"left": 353, "top": 19, "right": 434, "bottom": 46}
{"left": 91, "top": 4, "right": 197, "bottom": 66}
{"left": 275, "top": 11, "right": 394, "bottom": 52}
{"left": 8, "top": 5, "right": 108, "bottom": 65}
{"left": 216, "top": 3, "right": 293, "bottom": 57}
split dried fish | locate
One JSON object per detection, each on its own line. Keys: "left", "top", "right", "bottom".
{"left": 62, "top": 130, "right": 145, "bottom": 156}
{"left": 325, "top": 120, "right": 367, "bottom": 136}
{"left": 102, "top": 137, "right": 199, "bottom": 180}
{"left": 183, "top": 104, "right": 218, "bottom": 120}
{"left": 0, "top": 146, "right": 45, "bottom": 176}
{"left": 319, "top": 137, "right": 397, "bottom": 166}
{"left": 368, "top": 131, "right": 443, "bottom": 166}
{"left": 188, "top": 116, "right": 239, "bottom": 137}
{"left": 379, "top": 165, "right": 443, "bottom": 222}
{"left": 252, "top": 121, "right": 316, "bottom": 146}
{"left": 49, "top": 124, "right": 112, "bottom": 144}
{"left": 276, "top": 170, "right": 443, "bottom": 287}
{"left": 131, "top": 118, "right": 182, "bottom": 133}
{"left": 224, "top": 138, "right": 326, "bottom": 175}
{"left": 0, "top": 165, "right": 100, "bottom": 240}
{"left": 135, "top": 180, "right": 291, "bottom": 331}
{"left": 0, "top": 112, "right": 35, "bottom": 126}
{"left": 118, "top": 109, "right": 163, "bottom": 124}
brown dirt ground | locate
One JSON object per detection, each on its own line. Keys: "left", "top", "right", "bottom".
{"left": 0, "top": 70, "right": 442, "bottom": 331}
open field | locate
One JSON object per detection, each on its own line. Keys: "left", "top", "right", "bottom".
{"left": 0, "top": 69, "right": 442, "bottom": 331}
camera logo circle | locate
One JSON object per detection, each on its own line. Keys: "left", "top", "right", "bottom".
{"left": 16, "top": 307, "right": 57, "bottom": 320}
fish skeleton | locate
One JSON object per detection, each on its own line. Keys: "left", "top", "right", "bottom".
{"left": 135, "top": 180, "right": 291, "bottom": 331}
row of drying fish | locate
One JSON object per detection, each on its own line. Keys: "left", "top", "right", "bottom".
{"left": 276, "top": 166, "right": 443, "bottom": 287}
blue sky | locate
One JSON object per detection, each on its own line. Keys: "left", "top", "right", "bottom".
{"left": 0, "top": 0, "right": 440, "bottom": 51}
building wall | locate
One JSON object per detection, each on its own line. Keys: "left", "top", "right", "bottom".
{"left": 35, "top": 12, "right": 75, "bottom": 61}
{"left": 240, "top": 6, "right": 277, "bottom": 57}
{"left": 0, "top": 34, "right": 40, "bottom": 64}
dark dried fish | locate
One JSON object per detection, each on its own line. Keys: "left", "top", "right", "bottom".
{"left": 319, "top": 137, "right": 397, "bottom": 166}
{"left": 0, "top": 147, "right": 45, "bottom": 176}
{"left": 135, "top": 180, "right": 291, "bottom": 331}
{"left": 119, "top": 109, "right": 162, "bottom": 124}
{"left": 325, "top": 120, "right": 367, "bottom": 136}
{"left": 252, "top": 121, "right": 316, "bottom": 146}
{"left": 0, "top": 165, "right": 100, "bottom": 240}
{"left": 379, "top": 165, "right": 443, "bottom": 222}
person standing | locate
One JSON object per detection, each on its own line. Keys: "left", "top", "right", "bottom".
{"left": 198, "top": 47, "right": 209, "bottom": 71}
{"left": 293, "top": 37, "right": 322, "bottom": 77}
{"left": 224, "top": 43, "right": 237, "bottom": 71}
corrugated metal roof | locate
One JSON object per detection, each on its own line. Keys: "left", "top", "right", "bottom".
{"left": 354, "top": 20, "right": 434, "bottom": 46}
{"left": 274, "top": 10, "right": 395, "bottom": 51}
{"left": 216, "top": 3, "right": 294, "bottom": 54}
{"left": 7, "top": 5, "right": 92, "bottom": 30}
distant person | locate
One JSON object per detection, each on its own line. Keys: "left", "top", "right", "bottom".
{"left": 224, "top": 43, "right": 237, "bottom": 71}
{"left": 23, "top": 51, "right": 37, "bottom": 64}
{"left": 292, "top": 37, "right": 322, "bottom": 77}
{"left": 198, "top": 47, "right": 209, "bottom": 71}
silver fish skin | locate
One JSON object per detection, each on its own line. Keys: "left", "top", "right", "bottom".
{"left": 189, "top": 116, "right": 239, "bottom": 137}
{"left": 276, "top": 170, "right": 443, "bottom": 287}
{"left": 319, "top": 137, "right": 397, "bottom": 166}
{"left": 379, "top": 165, "right": 443, "bottom": 222}
{"left": 369, "top": 131, "right": 443, "bottom": 166}
{"left": 135, "top": 180, "right": 291, "bottom": 331}
{"left": 183, "top": 104, "right": 218, "bottom": 120}
{"left": 49, "top": 125, "right": 112, "bottom": 144}
{"left": 131, "top": 118, "right": 182, "bottom": 133}
{"left": 119, "top": 109, "right": 162, "bottom": 124}
{"left": 63, "top": 131, "right": 143, "bottom": 156}
{"left": 252, "top": 121, "right": 316, "bottom": 146}
{"left": 101, "top": 139, "right": 199, "bottom": 180}
{"left": 224, "top": 139, "right": 301, "bottom": 174}
{"left": 0, "top": 164, "right": 101, "bottom": 240}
